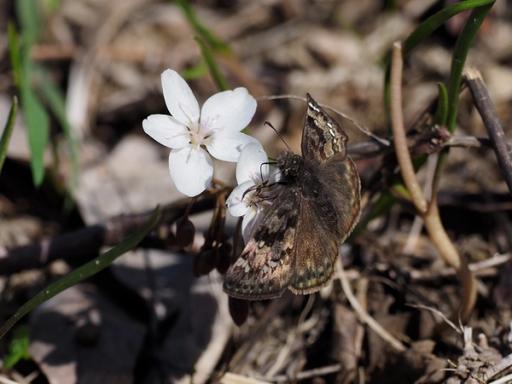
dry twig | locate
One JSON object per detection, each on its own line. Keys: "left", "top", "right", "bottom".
{"left": 483, "top": 353, "right": 512, "bottom": 382}
{"left": 337, "top": 257, "right": 407, "bottom": 352}
{"left": 464, "top": 67, "right": 512, "bottom": 195}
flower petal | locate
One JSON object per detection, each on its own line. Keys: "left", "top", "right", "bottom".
{"left": 226, "top": 180, "right": 254, "bottom": 217}
{"left": 169, "top": 147, "right": 213, "bottom": 196}
{"left": 206, "top": 132, "right": 259, "bottom": 162}
{"left": 235, "top": 142, "right": 269, "bottom": 185}
{"left": 161, "top": 69, "right": 200, "bottom": 125}
{"left": 200, "top": 87, "right": 257, "bottom": 133}
{"left": 242, "top": 207, "right": 265, "bottom": 244}
{"left": 142, "top": 114, "right": 190, "bottom": 149}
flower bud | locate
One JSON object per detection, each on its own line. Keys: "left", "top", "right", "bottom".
{"left": 215, "top": 242, "right": 233, "bottom": 274}
{"left": 228, "top": 297, "right": 249, "bottom": 326}
{"left": 175, "top": 217, "right": 195, "bottom": 248}
{"left": 193, "top": 249, "right": 216, "bottom": 277}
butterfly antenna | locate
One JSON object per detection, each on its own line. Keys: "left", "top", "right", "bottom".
{"left": 264, "top": 121, "right": 292, "bottom": 152}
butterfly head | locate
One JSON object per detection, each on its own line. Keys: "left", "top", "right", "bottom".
{"left": 277, "top": 152, "right": 303, "bottom": 179}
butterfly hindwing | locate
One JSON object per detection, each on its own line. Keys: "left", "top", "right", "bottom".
{"left": 223, "top": 187, "right": 301, "bottom": 300}
{"left": 290, "top": 196, "right": 339, "bottom": 294}
{"left": 301, "top": 93, "right": 348, "bottom": 163}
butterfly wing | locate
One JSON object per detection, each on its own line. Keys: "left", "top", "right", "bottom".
{"left": 290, "top": 157, "right": 361, "bottom": 294}
{"left": 290, "top": 196, "right": 339, "bottom": 294}
{"left": 301, "top": 93, "right": 348, "bottom": 163}
{"left": 291, "top": 95, "right": 361, "bottom": 294}
{"left": 223, "top": 186, "right": 301, "bottom": 300}
{"left": 321, "top": 156, "right": 361, "bottom": 239}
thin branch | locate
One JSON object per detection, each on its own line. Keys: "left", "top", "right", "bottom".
{"left": 407, "top": 303, "right": 461, "bottom": 334}
{"left": 464, "top": 67, "right": 512, "bottom": 195}
{"left": 410, "top": 253, "right": 510, "bottom": 281}
{"left": 338, "top": 258, "right": 407, "bottom": 352}
{"left": 489, "top": 373, "right": 512, "bottom": 384}
{"left": 270, "top": 364, "right": 342, "bottom": 382}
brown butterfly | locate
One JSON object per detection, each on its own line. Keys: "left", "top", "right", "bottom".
{"left": 223, "top": 94, "right": 361, "bottom": 300}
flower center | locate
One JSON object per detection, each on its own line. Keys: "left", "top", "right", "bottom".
{"left": 188, "top": 121, "right": 212, "bottom": 147}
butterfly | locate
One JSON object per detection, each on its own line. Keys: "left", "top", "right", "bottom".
{"left": 223, "top": 94, "right": 361, "bottom": 300}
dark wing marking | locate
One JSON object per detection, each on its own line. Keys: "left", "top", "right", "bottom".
{"left": 301, "top": 93, "right": 348, "bottom": 163}
{"left": 223, "top": 186, "right": 301, "bottom": 300}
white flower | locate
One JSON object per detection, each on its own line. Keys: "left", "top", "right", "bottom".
{"left": 226, "top": 142, "right": 275, "bottom": 243}
{"left": 143, "top": 69, "right": 257, "bottom": 196}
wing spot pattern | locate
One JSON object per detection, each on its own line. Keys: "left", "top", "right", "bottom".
{"left": 308, "top": 102, "right": 320, "bottom": 112}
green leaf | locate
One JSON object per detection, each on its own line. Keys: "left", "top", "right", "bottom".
{"left": 35, "top": 65, "right": 80, "bottom": 186}
{"left": 16, "top": 0, "right": 41, "bottom": 47}
{"left": 181, "top": 60, "right": 209, "bottom": 80}
{"left": 352, "top": 192, "right": 396, "bottom": 237}
{"left": 20, "top": 61, "right": 50, "bottom": 186}
{"left": 195, "top": 36, "right": 229, "bottom": 91}
{"left": 434, "top": 82, "right": 449, "bottom": 126}
{"left": 3, "top": 326, "right": 30, "bottom": 369}
{"left": 42, "top": 0, "right": 61, "bottom": 12}
{"left": 0, "top": 97, "right": 18, "bottom": 173}
{"left": 175, "top": 0, "right": 230, "bottom": 54}
{"left": 7, "top": 24, "right": 22, "bottom": 88}
{"left": 0, "top": 207, "right": 161, "bottom": 340}
{"left": 383, "top": 0, "right": 495, "bottom": 107}
{"left": 8, "top": 23, "right": 50, "bottom": 186}
{"left": 402, "top": 0, "right": 494, "bottom": 57}
{"left": 446, "top": 3, "right": 493, "bottom": 132}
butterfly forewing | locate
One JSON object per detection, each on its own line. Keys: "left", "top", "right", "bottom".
{"left": 223, "top": 187, "right": 301, "bottom": 300}
{"left": 302, "top": 93, "right": 348, "bottom": 163}
{"left": 320, "top": 156, "right": 361, "bottom": 240}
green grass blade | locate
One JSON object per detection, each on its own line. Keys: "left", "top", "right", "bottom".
{"left": 16, "top": 0, "right": 41, "bottom": 47}
{"left": 35, "top": 66, "right": 80, "bottom": 185}
{"left": 181, "top": 60, "right": 209, "bottom": 80}
{"left": 42, "top": 0, "right": 61, "bottom": 12}
{"left": 8, "top": 22, "right": 50, "bottom": 186}
{"left": 352, "top": 192, "right": 396, "bottom": 237}
{"left": 20, "top": 62, "right": 50, "bottom": 186}
{"left": 3, "top": 326, "right": 30, "bottom": 368}
{"left": 434, "top": 82, "right": 449, "bottom": 126}
{"left": 7, "top": 24, "right": 22, "bottom": 88}
{"left": 0, "top": 207, "right": 161, "bottom": 340}
{"left": 383, "top": 0, "right": 495, "bottom": 107}
{"left": 402, "top": 0, "right": 494, "bottom": 55}
{"left": 175, "top": 0, "right": 230, "bottom": 53}
{"left": 0, "top": 97, "right": 18, "bottom": 173}
{"left": 195, "top": 36, "right": 229, "bottom": 91}
{"left": 446, "top": 4, "right": 493, "bottom": 132}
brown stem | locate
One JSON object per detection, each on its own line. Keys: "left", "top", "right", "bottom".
{"left": 390, "top": 42, "right": 427, "bottom": 214}
{"left": 390, "top": 41, "right": 476, "bottom": 322}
